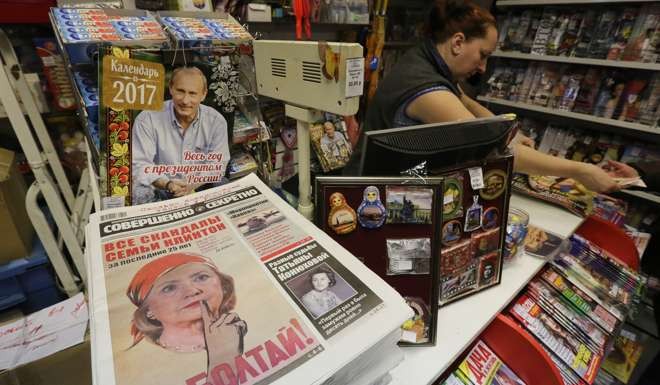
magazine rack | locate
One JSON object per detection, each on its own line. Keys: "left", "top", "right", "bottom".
{"left": 481, "top": 314, "right": 564, "bottom": 385}
{"left": 574, "top": 215, "right": 640, "bottom": 271}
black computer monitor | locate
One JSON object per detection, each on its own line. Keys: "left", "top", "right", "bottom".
{"left": 358, "top": 114, "right": 517, "bottom": 176}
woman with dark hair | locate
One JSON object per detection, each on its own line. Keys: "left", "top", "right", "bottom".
{"left": 362, "top": 0, "right": 619, "bottom": 193}
{"left": 301, "top": 266, "right": 342, "bottom": 318}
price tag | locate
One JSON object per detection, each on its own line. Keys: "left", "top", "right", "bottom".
{"left": 391, "top": 259, "right": 413, "bottom": 272}
{"left": 400, "top": 329, "right": 418, "bottom": 344}
{"left": 345, "top": 57, "right": 364, "bottom": 97}
{"left": 102, "top": 55, "right": 165, "bottom": 111}
{"left": 468, "top": 167, "right": 484, "bottom": 190}
{"left": 443, "top": 192, "right": 454, "bottom": 205}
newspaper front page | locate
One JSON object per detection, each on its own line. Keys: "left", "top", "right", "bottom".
{"left": 86, "top": 174, "right": 411, "bottom": 385}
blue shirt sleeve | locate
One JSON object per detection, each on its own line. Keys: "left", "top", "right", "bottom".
{"left": 132, "top": 110, "right": 166, "bottom": 187}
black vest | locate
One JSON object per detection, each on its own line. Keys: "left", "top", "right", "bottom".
{"left": 364, "top": 39, "right": 462, "bottom": 132}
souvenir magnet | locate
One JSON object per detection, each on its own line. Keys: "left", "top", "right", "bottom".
{"left": 386, "top": 185, "right": 433, "bottom": 224}
{"left": 357, "top": 186, "right": 387, "bottom": 228}
{"left": 440, "top": 262, "right": 478, "bottom": 301}
{"left": 464, "top": 195, "right": 483, "bottom": 232}
{"left": 280, "top": 125, "right": 297, "bottom": 149}
{"left": 478, "top": 251, "right": 500, "bottom": 287}
{"left": 482, "top": 206, "right": 499, "bottom": 230}
{"left": 386, "top": 238, "right": 431, "bottom": 275}
{"left": 440, "top": 239, "right": 471, "bottom": 275}
{"left": 441, "top": 220, "right": 462, "bottom": 246}
{"left": 442, "top": 175, "right": 463, "bottom": 220}
{"left": 470, "top": 227, "right": 501, "bottom": 257}
{"left": 401, "top": 297, "right": 431, "bottom": 344}
{"left": 480, "top": 169, "right": 507, "bottom": 200}
{"left": 327, "top": 192, "right": 357, "bottom": 234}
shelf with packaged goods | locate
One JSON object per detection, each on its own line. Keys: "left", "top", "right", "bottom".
{"left": 496, "top": 0, "right": 658, "bottom": 7}
{"left": 621, "top": 189, "right": 660, "bottom": 205}
{"left": 476, "top": 96, "right": 660, "bottom": 136}
{"left": 490, "top": 50, "right": 660, "bottom": 72}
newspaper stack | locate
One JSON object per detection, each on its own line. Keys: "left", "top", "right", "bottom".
{"left": 85, "top": 173, "right": 412, "bottom": 385}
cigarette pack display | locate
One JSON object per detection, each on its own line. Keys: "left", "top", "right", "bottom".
{"left": 557, "top": 73, "right": 583, "bottom": 111}
{"left": 620, "top": 5, "right": 660, "bottom": 61}
{"left": 521, "top": 11, "right": 542, "bottom": 53}
{"left": 531, "top": 66, "right": 561, "bottom": 107}
{"left": 516, "top": 62, "right": 539, "bottom": 103}
{"left": 638, "top": 73, "right": 660, "bottom": 126}
{"left": 593, "top": 71, "right": 626, "bottom": 119}
{"left": 606, "top": 8, "right": 638, "bottom": 60}
{"left": 572, "top": 68, "right": 602, "bottom": 114}
{"left": 509, "top": 293, "right": 603, "bottom": 384}
{"left": 572, "top": 10, "right": 598, "bottom": 57}
{"left": 531, "top": 8, "right": 559, "bottom": 56}
{"left": 457, "top": 340, "right": 527, "bottom": 385}
{"left": 615, "top": 78, "right": 649, "bottom": 122}
{"left": 508, "top": 65, "right": 529, "bottom": 102}
{"left": 587, "top": 10, "right": 618, "bottom": 59}
{"left": 511, "top": 10, "right": 536, "bottom": 51}
{"left": 496, "top": 12, "right": 513, "bottom": 50}
{"left": 547, "top": 13, "right": 571, "bottom": 56}
{"left": 557, "top": 11, "right": 585, "bottom": 56}
{"left": 500, "top": 12, "right": 521, "bottom": 51}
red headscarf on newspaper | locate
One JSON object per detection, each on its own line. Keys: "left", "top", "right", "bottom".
{"left": 126, "top": 253, "right": 219, "bottom": 345}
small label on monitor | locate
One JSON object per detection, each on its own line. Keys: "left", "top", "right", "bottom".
{"left": 468, "top": 167, "right": 484, "bottom": 190}
{"left": 345, "top": 57, "right": 364, "bottom": 97}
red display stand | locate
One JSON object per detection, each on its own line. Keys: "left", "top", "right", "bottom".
{"left": 480, "top": 314, "right": 564, "bottom": 385}
{"left": 574, "top": 215, "right": 639, "bottom": 271}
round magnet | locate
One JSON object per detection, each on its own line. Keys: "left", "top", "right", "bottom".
{"left": 480, "top": 169, "right": 507, "bottom": 200}
{"left": 482, "top": 207, "right": 499, "bottom": 230}
{"left": 441, "top": 219, "right": 462, "bottom": 246}
{"left": 442, "top": 178, "right": 463, "bottom": 219}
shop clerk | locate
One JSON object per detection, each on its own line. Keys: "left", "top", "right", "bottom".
{"left": 132, "top": 66, "right": 230, "bottom": 205}
{"left": 363, "top": 0, "right": 619, "bottom": 193}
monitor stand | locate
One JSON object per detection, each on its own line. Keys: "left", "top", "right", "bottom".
{"left": 285, "top": 104, "right": 323, "bottom": 220}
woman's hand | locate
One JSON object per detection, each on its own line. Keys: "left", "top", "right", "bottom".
{"left": 574, "top": 163, "right": 620, "bottom": 193}
{"left": 202, "top": 301, "right": 247, "bottom": 385}
{"left": 602, "top": 160, "right": 640, "bottom": 179}
{"left": 510, "top": 132, "right": 535, "bottom": 148}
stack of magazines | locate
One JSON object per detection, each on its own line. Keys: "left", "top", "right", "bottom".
{"left": 440, "top": 340, "right": 527, "bottom": 385}
{"left": 84, "top": 174, "right": 412, "bottom": 385}
{"left": 507, "top": 234, "right": 646, "bottom": 385}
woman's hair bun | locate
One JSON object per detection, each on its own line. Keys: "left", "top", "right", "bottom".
{"left": 425, "top": 0, "right": 496, "bottom": 43}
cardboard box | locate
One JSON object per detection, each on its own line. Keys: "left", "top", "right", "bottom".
{"left": 0, "top": 340, "right": 91, "bottom": 385}
{"left": 247, "top": 3, "right": 272, "bottom": 22}
{"left": 0, "top": 148, "right": 34, "bottom": 265}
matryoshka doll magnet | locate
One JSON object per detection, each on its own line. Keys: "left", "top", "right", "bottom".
{"left": 327, "top": 192, "right": 357, "bottom": 234}
{"left": 357, "top": 186, "right": 387, "bottom": 228}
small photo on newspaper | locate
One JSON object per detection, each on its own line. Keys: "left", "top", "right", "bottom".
{"left": 285, "top": 262, "right": 358, "bottom": 319}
